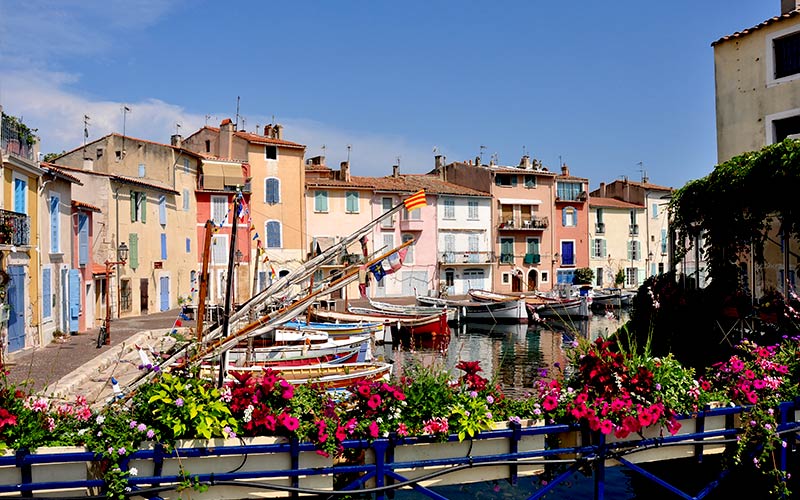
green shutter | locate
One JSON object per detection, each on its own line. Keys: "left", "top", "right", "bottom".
{"left": 601, "top": 239, "right": 607, "bottom": 257}
{"left": 129, "top": 233, "right": 139, "bottom": 269}
{"left": 140, "top": 193, "right": 147, "bottom": 223}
{"left": 130, "top": 191, "right": 136, "bottom": 222}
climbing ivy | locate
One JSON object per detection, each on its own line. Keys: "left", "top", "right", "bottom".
{"left": 670, "top": 138, "right": 800, "bottom": 287}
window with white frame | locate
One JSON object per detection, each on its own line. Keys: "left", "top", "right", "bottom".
{"left": 265, "top": 178, "right": 280, "bottom": 204}
{"left": 596, "top": 267, "right": 603, "bottom": 286}
{"left": 562, "top": 207, "right": 577, "bottom": 227}
{"left": 382, "top": 234, "right": 393, "bottom": 254}
{"left": 314, "top": 191, "right": 328, "bottom": 212}
{"left": 767, "top": 108, "right": 800, "bottom": 143}
{"left": 49, "top": 194, "right": 60, "bottom": 253}
{"left": 652, "top": 203, "right": 659, "bottom": 218}
{"left": 130, "top": 191, "right": 147, "bottom": 222}
{"left": 767, "top": 25, "right": 800, "bottom": 86}
{"left": 443, "top": 198, "right": 455, "bottom": 219}
{"left": 628, "top": 240, "right": 641, "bottom": 261}
{"left": 381, "top": 197, "right": 394, "bottom": 228}
{"left": 211, "top": 234, "right": 228, "bottom": 264}
{"left": 266, "top": 220, "right": 282, "bottom": 248}
{"left": 402, "top": 234, "right": 414, "bottom": 264}
{"left": 592, "top": 238, "right": 606, "bottom": 258}
{"left": 403, "top": 207, "right": 421, "bottom": 220}
{"left": 345, "top": 191, "right": 359, "bottom": 213}
{"left": 524, "top": 175, "right": 536, "bottom": 188}
{"left": 183, "top": 158, "right": 190, "bottom": 173}
{"left": 467, "top": 200, "right": 479, "bottom": 219}
{"left": 626, "top": 267, "right": 639, "bottom": 287}
{"left": 211, "top": 196, "right": 228, "bottom": 225}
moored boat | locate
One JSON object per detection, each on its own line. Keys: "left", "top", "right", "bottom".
{"left": 367, "top": 298, "right": 457, "bottom": 322}
{"left": 591, "top": 288, "right": 634, "bottom": 309}
{"left": 465, "top": 289, "right": 530, "bottom": 322}
{"left": 228, "top": 334, "right": 371, "bottom": 367}
{"left": 229, "top": 361, "right": 394, "bottom": 389}
{"left": 281, "top": 318, "right": 385, "bottom": 339}
{"left": 417, "top": 294, "right": 528, "bottom": 323}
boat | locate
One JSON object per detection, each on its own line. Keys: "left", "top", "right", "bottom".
{"left": 312, "top": 308, "right": 449, "bottom": 345}
{"left": 367, "top": 298, "right": 457, "bottom": 322}
{"left": 281, "top": 318, "right": 385, "bottom": 340}
{"left": 465, "top": 289, "right": 530, "bottom": 322}
{"left": 591, "top": 289, "right": 634, "bottom": 309}
{"left": 228, "top": 361, "right": 394, "bottom": 389}
{"left": 416, "top": 295, "right": 528, "bottom": 323}
{"left": 468, "top": 289, "right": 589, "bottom": 319}
{"left": 227, "top": 334, "right": 371, "bottom": 367}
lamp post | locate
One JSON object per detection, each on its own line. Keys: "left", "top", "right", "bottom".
{"left": 103, "top": 242, "right": 129, "bottom": 345}
{"left": 647, "top": 251, "right": 654, "bottom": 277}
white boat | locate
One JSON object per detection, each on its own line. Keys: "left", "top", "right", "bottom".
{"left": 227, "top": 361, "right": 394, "bottom": 389}
{"left": 591, "top": 289, "right": 634, "bottom": 309}
{"left": 534, "top": 297, "right": 588, "bottom": 318}
{"left": 367, "top": 298, "right": 457, "bottom": 322}
{"left": 426, "top": 291, "right": 528, "bottom": 323}
{"left": 228, "top": 334, "right": 371, "bottom": 367}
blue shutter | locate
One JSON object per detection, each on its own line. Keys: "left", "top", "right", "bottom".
{"left": 42, "top": 268, "right": 52, "bottom": 319}
{"left": 267, "top": 221, "right": 281, "bottom": 248}
{"left": 14, "top": 178, "right": 25, "bottom": 214}
{"left": 78, "top": 214, "right": 89, "bottom": 266}
{"left": 161, "top": 233, "right": 167, "bottom": 259}
{"left": 158, "top": 195, "right": 166, "bottom": 225}
{"left": 50, "top": 196, "right": 59, "bottom": 253}
{"left": 186, "top": 237, "right": 191, "bottom": 253}
{"left": 68, "top": 269, "right": 81, "bottom": 333}
{"left": 562, "top": 208, "right": 567, "bottom": 227}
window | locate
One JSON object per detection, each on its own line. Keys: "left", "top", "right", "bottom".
{"left": 186, "top": 237, "right": 191, "bottom": 253}
{"left": 592, "top": 238, "right": 607, "bottom": 258}
{"left": 442, "top": 234, "right": 455, "bottom": 263}
{"left": 403, "top": 206, "right": 421, "bottom": 220}
{"left": 381, "top": 197, "right": 394, "bottom": 228}
{"left": 661, "top": 229, "right": 668, "bottom": 254}
{"left": 266, "top": 220, "right": 282, "bottom": 248}
{"left": 265, "top": 178, "right": 280, "bottom": 204}
{"left": 561, "top": 241, "right": 575, "bottom": 266}
{"left": 120, "top": 279, "right": 132, "bottom": 312}
{"left": 211, "top": 196, "right": 227, "bottom": 225}
{"left": 443, "top": 198, "right": 455, "bottom": 219}
{"left": 265, "top": 145, "right": 277, "bottom": 160}
{"left": 596, "top": 208, "right": 604, "bottom": 224}
{"left": 204, "top": 140, "right": 211, "bottom": 153}
{"left": 771, "top": 112, "right": 800, "bottom": 142}
{"left": 130, "top": 191, "right": 147, "bottom": 222}
{"left": 49, "top": 194, "right": 60, "bottom": 253}
{"left": 42, "top": 268, "right": 52, "bottom": 320}
{"left": 115, "top": 150, "right": 122, "bottom": 161}
{"left": 468, "top": 235, "right": 480, "bottom": 263}
{"left": 183, "top": 158, "right": 190, "bottom": 173}
{"left": 500, "top": 237, "right": 514, "bottom": 264}
{"left": 382, "top": 234, "right": 394, "bottom": 255}
{"left": 161, "top": 233, "right": 167, "bottom": 259}
{"left": 13, "top": 176, "right": 27, "bottom": 214}
{"left": 629, "top": 209, "right": 637, "bottom": 225}
{"left": 779, "top": 269, "right": 797, "bottom": 289}
{"left": 502, "top": 273, "right": 510, "bottom": 284}
{"left": 774, "top": 30, "right": 800, "bottom": 79}
{"left": 211, "top": 235, "right": 228, "bottom": 264}
{"left": 526, "top": 237, "right": 540, "bottom": 256}
{"left": 96, "top": 148, "right": 103, "bottom": 159}
{"left": 557, "top": 269, "right": 576, "bottom": 284}
{"left": 138, "top": 163, "right": 146, "bottom": 177}
{"left": 628, "top": 240, "right": 641, "bottom": 260}
{"left": 402, "top": 234, "right": 414, "bottom": 264}
{"left": 468, "top": 200, "right": 479, "bottom": 219}
{"left": 540, "top": 271, "right": 549, "bottom": 283}
{"left": 651, "top": 203, "right": 659, "bottom": 219}
{"left": 78, "top": 214, "right": 89, "bottom": 266}
{"left": 495, "top": 174, "right": 517, "bottom": 187}
{"left": 183, "top": 189, "right": 190, "bottom": 211}
{"left": 562, "top": 207, "right": 577, "bottom": 227}
{"left": 158, "top": 195, "right": 167, "bottom": 225}
{"left": 314, "top": 191, "right": 328, "bottom": 212}
{"left": 626, "top": 267, "right": 639, "bottom": 287}
{"left": 596, "top": 267, "right": 603, "bottom": 287}
{"left": 346, "top": 191, "right": 359, "bottom": 213}
{"left": 524, "top": 175, "right": 536, "bottom": 188}
{"left": 557, "top": 182, "right": 582, "bottom": 201}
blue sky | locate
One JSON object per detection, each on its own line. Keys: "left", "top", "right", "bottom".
{"left": 0, "top": 1, "right": 779, "bottom": 189}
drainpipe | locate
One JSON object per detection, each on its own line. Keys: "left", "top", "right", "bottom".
{"left": 114, "top": 185, "right": 121, "bottom": 318}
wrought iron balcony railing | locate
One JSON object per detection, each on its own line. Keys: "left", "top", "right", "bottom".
{"left": 0, "top": 210, "right": 30, "bottom": 246}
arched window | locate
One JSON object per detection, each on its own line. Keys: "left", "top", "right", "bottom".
{"left": 265, "top": 177, "right": 281, "bottom": 204}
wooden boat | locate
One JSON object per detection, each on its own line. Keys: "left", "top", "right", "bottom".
{"left": 591, "top": 289, "right": 634, "bottom": 309}
{"left": 281, "top": 318, "right": 385, "bottom": 339}
{"left": 368, "top": 298, "right": 457, "bottom": 322}
{"left": 416, "top": 295, "right": 527, "bottom": 323}
{"left": 534, "top": 297, "right": 587, "bottom": 318}
{"left": 228, "top": 334, "right": 371, "bottom": 367}
{"left": 228, "top": 361, "right": 394, "bottom": 389}
{"left": 464, "top": 290, "right": 530, "bottom": 322}
{"left": 312, "top": 308, "right": 449, "bottom": 345}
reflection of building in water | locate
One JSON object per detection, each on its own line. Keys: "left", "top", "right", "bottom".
{"left": 538, "top": 327, "right": 569, "bottom": 376}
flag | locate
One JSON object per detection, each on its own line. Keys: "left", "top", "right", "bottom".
{"left": 256, "top": 239, "right": 263, "bottom": 249}
{"left": 403, "top": 189, "right": 427, "bottom": 211}
{"left": 359, "top": 283, "right": 367, "bottom": 298}
{"left": 383, "top": 247, "right": 408, "bottom": 275}
{"left": 269, "top": 263, "right": 277, "bottom": 280}
{"left": 175, "top": 319, "right": 183, "bottom": 327}
{"left": 359, "top": 234, "right": 369, "bottom": 257}
{"left": 252, "top": 232, "right": 260, "bottom": 240}
{"left": 369, "top": 262, "right": 386, "bottom": 281}
{"left": 179, "top": 312, "right": 190, "bottom": 321}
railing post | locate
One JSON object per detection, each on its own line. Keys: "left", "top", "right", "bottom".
{"left": 510, "top": 420, "right": 520, "bottom": 485}
{"left": 593, "top": 431, "right": 605, "bottom": 500}
{"left": 696, "top": 406, "right": 707, "bottom": 463}
{"left": 779, "top": 402, "right": 791, "bottom": 473}
{"left": 290, "top": 438, "right": 300, "bottom": 499}
{"left": 16, "top": 448, "right": 32, "bottom": 498}
{"left": 373, "top": 439, "right": 389, "bottom": 500}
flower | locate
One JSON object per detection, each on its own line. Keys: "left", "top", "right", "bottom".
{"left": 175, "top": 398, "right": 184, "bottom": 407}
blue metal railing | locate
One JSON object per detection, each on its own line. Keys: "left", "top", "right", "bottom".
{"left": 0, "top": 403, "right": 798, "bottom": 499}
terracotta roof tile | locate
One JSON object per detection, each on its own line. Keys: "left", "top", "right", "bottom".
{"left": 71, "top": 200, "right": 102, "bottom": 213}
{"left": 48, "top": 163, "right": 179, "bottom": 194}
{"left": 55, "top": 133, "right": 204, "bottom": 160}
{"left": 712, "top": 10, "right": 800, "bottom": 46}
{"left": 41, "top": 162, "right": 83, "bottom": 184}
{"left": 198, "top": 126, "right": 305, "bottom": 149}
{"left": 589, "top": 196, "right": 645, "bottom": 209}
{"left": 305, "top": 173, "right": 490, "bottom": 197}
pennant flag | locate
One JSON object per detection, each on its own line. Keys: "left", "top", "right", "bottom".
{"left": 382, "top": 247, "right": 408, "bottom": 275}
{"left": 175, "top": 319, "right": 183, "bottom": 327}
{"left": 256, "top": 239, "right": 263, "bottom": 249}
{"left": 403, "top": 189, "right": 427, "bottom": 212}
{"left": 369, "top": 262, "right": 386, "bottom": 282}
{"left": 359, "top": 283, "right": 367, "bottom": 298}
{"left": 359, "top": 234, "right": 369, "bottom": 257}
{"left": 252, "top": 232, "right": 260, "bottom": 240}
{"left": 179, "top": 312, "right": 191, "bottom": 321}
{"left": 269, "top": 263, "right": 277, "bottom": 280}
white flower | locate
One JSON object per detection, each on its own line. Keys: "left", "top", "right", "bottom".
{"left": 129, "top": 467, "right": 138, "bottom": 476}
{"left": 96, "top": 415, "right": 105, "bottom": 425}
{"left": 376, "top": 417, "right": 383, "bottom": 424}
{"left": 243, "top": 405, "right": 254, "bottom": 423}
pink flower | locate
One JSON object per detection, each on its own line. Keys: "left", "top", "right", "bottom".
{"left": 599, "top": 419, "right": 613, "bottom": 435}
{"left": 368, "top": 421, "right": 380, "bottom": 438}
{"left": 542, "top": 395, "right": 558, "bottom": 411}
{"left": 396, "top": 423, "right": 409, "bottom": 436}
{"left": 368, "top": 394, "right": 382, "bottom": 410}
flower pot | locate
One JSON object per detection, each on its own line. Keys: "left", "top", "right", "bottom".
{"left": 128, "top": 437, "right": 333, "bottom": 499}
{"left": 0, "top": 446, "right": 90, "bottom": 498}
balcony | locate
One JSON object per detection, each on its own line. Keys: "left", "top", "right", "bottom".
{"left": 595, "top": 222, "right": 605, "bottom": 234}
{"left": 498, "top": 216, "right": 549, "bottom": 231}
{"left": 499, "top": 253, "right": 515, "bottom": 264}
{"left": 439, "top": 251, "right": 494, "bottom": 265}
{"left": 629, "top": 224, "right": 639, "bottom": 236}
{"left": 399, "top": 219, "right": 424, "bottom": 231}
{"left": 0, "top": 210, "right": 30, "bottom": 246}
{"left": 340, "top": 253, "right": 364, "bottom": 265}
{"left": 1, "top": 118, "right": 36, "bottom": 162}
{"left": 523, "top": 253, "right": 541, "bottom": 265}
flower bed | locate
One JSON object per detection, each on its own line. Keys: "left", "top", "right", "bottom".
{"left": 1, "top": 334, "right": 799, "bottom": 497}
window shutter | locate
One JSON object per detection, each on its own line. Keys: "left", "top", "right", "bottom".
{"left": 183, "top": 189, "right": 190, "bottom": 211}
{"left": 130, "top": 191, "right": 137, "bottom": 221}
{"left": 601, "top": 239, "right": 607, "bottom": 258}
{"left": 78, "top": 214, "right": 89, "bottom": 266}
{"left": 129, "top": 233, "right": 139, "bottom": 269}
{"left": 50, "top": 196, "right": 59, "bottom": 253}
{"left": 158, "top": 195, "right": 166, "bottom": 225}
{"left": 42, "top": 268, "right": 51, "bottom": 319}
{"left": 161, "top": 233, "right": 167, "bottom": 260}
{"left": 267, "top": 221, "right": 281, "bottom": 248}
{"left": 186, "top": 237, "right": 191, "bottom": 253}
{"left": 140, "top": 193, "right": 147, "bottom": 223}
{"left": 562, "top": 208, "right": 567, "bottom": 227}
{"left": 627, "top": 241, "right": 633, "bottom": 260}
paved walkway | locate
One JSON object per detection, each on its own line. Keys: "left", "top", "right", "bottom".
{"left": 5, "top": 309, "right": 194, "bottom": 401}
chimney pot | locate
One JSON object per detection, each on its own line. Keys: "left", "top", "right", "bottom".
{"left": 599, "top": 182, "right": 606, "bottom": 198}
{"left": 520, "top": 155, "right": 531, "bottom": 169}
{"left": 170, "top": 134, "right": 182, "bottom": 148}
{"left": 340, "top": 161, "right": 351, "bottom": 182}
{"left": 781, "top": 0, "right": 800, "bottom": 14}
{"left": 475, "top": 156, "right": 481, "bottom": 166}
{"left": 274, "top": 124, "right": 283, "bottom": 140}
{"left": 561, "top": 163, "right": 569, "bottom": 176}
{"left": 392, "top": 165, "right": 399, "bottom": 177}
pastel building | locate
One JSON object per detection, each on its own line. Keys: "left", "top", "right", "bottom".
{"left": 588, "top": 196, "right": 646, "bottom": 288}
{"left": 553, "top": 164, "right": 590, "bottom": 285}
{"left": 70, "top": 200, "right": 101, "bottom": 333}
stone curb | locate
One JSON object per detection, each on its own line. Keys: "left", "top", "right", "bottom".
{"left": 45, "top": 328, "right": 174, "bottom": 399}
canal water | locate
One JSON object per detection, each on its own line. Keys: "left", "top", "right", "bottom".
{"left": 374, "top": 311, "right": 795, "bottom": 499}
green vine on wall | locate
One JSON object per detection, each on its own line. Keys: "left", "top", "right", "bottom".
{"left": 1, "top": 113, "right": 38, "bottom": 146}
{"left": 670, "top": 138, "right": 800, "bottom": 288}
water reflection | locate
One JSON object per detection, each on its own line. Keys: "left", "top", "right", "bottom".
{"left": 380, "top": 310, "right": 630, "bottom": 391}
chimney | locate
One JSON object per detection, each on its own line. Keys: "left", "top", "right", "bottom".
{"left": 306, "top": 155, "right": 325, "bottom": 166}
{"left": 83, "top": 158, "right": 94, "bottom": 171}
{"left": 434, "top": 154, "right": 444, "bottom": 171}
{"left": 475, "top": 156, "right": 481, "bottom": 166}
{"left": 520, "top": 155, "right": 531, "bottom": 169}
{"left": 274, "top": 124, "right": 283, "bottom": 140}
{"left": 781, "top": 0, "right": 800, "bottom": 14}
{"left": 170, "top": 134, "right": 182, "bottom": 148}
{"left": 264, "top": 124, "right": 273, "bottom": 137}
{"left": 392, "top": 164, "right": 399, "bottom": 178}
{"left": 561, "top": 163, "right": 570, "bottom": 176}
{"left": 220, "top": 118, "right": 234, "bottom": 159}
{"left": 340, "top": 161, "right": 351, "bottom": 182}
{"left": 599, "top": 182, "right": 606, "bottom": 198}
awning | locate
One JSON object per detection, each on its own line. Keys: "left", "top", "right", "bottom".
{"left": 313, "top": 236, "right": 336, "bottom": 254}
{"left": 222, "top": 163, "right": 244, "bottom": 187}
{"left": 498, "top": 198, "right": 542, "bottom": 205}
{"left": 203, "top": 163, "right": 225, "bottom": 190}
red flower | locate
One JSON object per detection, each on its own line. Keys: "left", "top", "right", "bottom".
{"left": 542, "top": 395, "right": 558, "bottom": 411}
{"left": 599, "top": 419, "right": 613, "bottom": 435}
{"left": 367, "top": 394, "right": 382, "bottom": 410}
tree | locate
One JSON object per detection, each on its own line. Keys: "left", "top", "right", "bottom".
{"left": 572, "top": 267, "right": 594, "bottom": 285}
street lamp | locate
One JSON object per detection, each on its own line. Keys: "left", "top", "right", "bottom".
{"left": 102, "top": 242, "right": 129, "bottom": 346}
{"left": 553, "top": 252, "right": 560, "bottom": 264}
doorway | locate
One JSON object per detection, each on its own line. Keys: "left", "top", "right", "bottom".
{"left": 511, "top": 271, "right": 523, "bottom": 292}
{"left": 140, "top": 279, "right": 149, "bottom": 315}
{"left": 527, "top": 270, "right": 538, "bottom": 291}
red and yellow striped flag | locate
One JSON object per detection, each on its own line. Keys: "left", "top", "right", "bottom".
{"left": 403, "top": 189, "right": 427, "bottom": 211}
